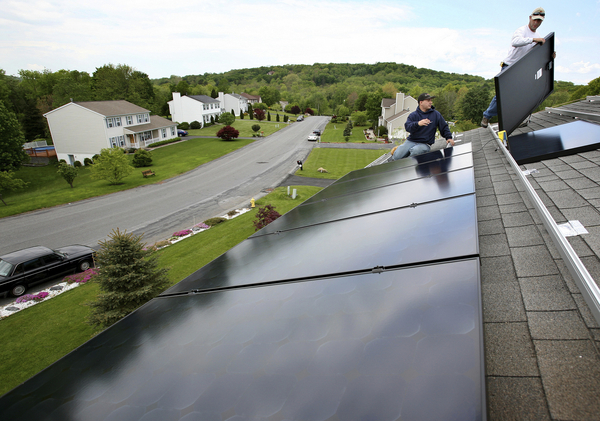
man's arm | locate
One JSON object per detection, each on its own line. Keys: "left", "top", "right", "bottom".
{"left": 437, "top": 112, "right": 454, "bottom": 146}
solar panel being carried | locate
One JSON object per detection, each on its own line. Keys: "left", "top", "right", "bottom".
{"left": 0, "top": 144, "right": 486, "bottom": 421}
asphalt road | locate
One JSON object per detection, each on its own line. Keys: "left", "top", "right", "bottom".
{"left": 0, "top": 116, "right": 329, "bottom": 256}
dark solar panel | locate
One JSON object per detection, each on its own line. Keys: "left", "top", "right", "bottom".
{"left": 257, "top": 167, "right": 475, "bottom": 234}
{"left": 495, "top": 32, "right": 555, "bottom": 135}
{"left": 303, "top": 144, "right": 473, "bottom": 205}
{"left": 508, "top": 120, "right": 600, "bottom": 164}
{"left": 163, "top": 194, "right": 478, "bottom": 295}
{"left": 0, "top": 259, "right": 484, "bottom": 421}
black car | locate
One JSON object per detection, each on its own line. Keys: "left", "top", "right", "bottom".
{"left": 0, "top": 245, "right": 95, "bottom": 297}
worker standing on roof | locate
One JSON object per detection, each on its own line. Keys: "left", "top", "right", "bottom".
{"left": 391, "top": 93, "right": 454, "bottom": 161}
{"left": 481, "top": 7, "right": 555, "bottom": 128}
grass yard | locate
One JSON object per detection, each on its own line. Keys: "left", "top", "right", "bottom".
{"left": 320, "top": 120, "right": 376, "bottom": 143}
{"left": 295, "top": 148, "right": 386, "bottom": 179}
{"left": 188, "top": 118, "right": 292, "bottom": 138}
{"left": 0, "top": 185, "right": 322, "bottom": 396}
{"left": 0, "top": 137, "right": 255, "bottom": 218}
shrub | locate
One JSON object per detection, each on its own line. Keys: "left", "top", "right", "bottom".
{"left": 73, "top": 161, "right": 82, "bottom": 168}
{"left": 203, "top": 217, "right": 227, "bottom": 226}
{"left": 190, "top": 120, "right": 201, "bottom": 129}
{"left": 83, "top": 157, "right": 93, "bottom": 166}
{"left": 276, "top": 114, "right": 280, "bottom": 122}
{"left": 216, "top": 125, "right": 240, "bottom": 141}
{"left": 283, "top": 115, "right": 289, "bottom": 123}
{"left": 219, "top": 112, "right": 235, "bottom": 126}
{"left": 127, "top": 148, "right": 136, "bottom": 154}
{"left": 132, "top": 149, "right": 153, "bottom": 168}
{"left": 210, "top": 115, "right": 215, "bottom": 124}
{"left": 92, "top": 154, "right": 99, "bottom": 161}
{"left": 149, "top": 138, "right": 181, "bottom": 148}
{"left": 57, "top": 161, "right": 78, "bottom": 188}
{"left": 227, "top": 210, "right": 238, "bottom": 217}
{"left": 64, "top": 268, "right": 98, "bottom": 284}
{"left": 377, "top": 125, "right": 388, "bottom": 136}
{"left": 253, "top": 204, "right": 281, "bottom": 231}
{"left": 59, "top": 159, "right": 67, "bottom": 164}
{"left": 178, "top": 122, "right": 190, "bottom": 130}
{"left": 86, "top": 229, "right": 170, "bottom": 328}
{"left": 172, "top": 229, "right": 192, "bottom": 237}
{"left": 153, "top": 240, "right": 171, "bottom": 248}
{"left": 252, "top": 124, "right": 261, "bottom": 133}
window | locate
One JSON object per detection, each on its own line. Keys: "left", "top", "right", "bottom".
{"left": 106, "top": 117, "right": 122, "bottom": 128}
{"left": 119, "top": 135, "right": 125, "bottom": 146}
{"left": 106, "top": 118, "right": 113, "bottom": 128}
{"left": 171, "top": 127, "right": 175, "bottom": 136}
{"left": 113, "top": 117, "right": 122, "bottom": 127}
{"left": 162, "top": 128, "right": 167, "bottom": 138}
{"left": 140, "top": 131, "right": 152, "bottom": 142}
{"left": 23, "top": 258, "right": 43, "bottom": 272}
{"left": 110, "top": 138, "right": 117, "bottom": 148}
{"left": 43, "top": 254, "right": 62, "bottom": 265}
{"left": 136, "top": 114, "right": 149, "bottom": 124}
{"left": 126, "top": 115, "right": 133, "bottom": 125}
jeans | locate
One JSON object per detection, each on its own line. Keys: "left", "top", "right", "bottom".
{"left": 483, "top": 64, "right": 509, "bottom": 120}
{"left": 392, "top": 140, "right": 430, "bottom": 161}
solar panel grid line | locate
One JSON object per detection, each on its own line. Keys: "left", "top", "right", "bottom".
{"left": 251, "top": 191, "right": 477, "bottom": 239}
{"left": 158, "top": 253, "right": 483, "bottom": 300}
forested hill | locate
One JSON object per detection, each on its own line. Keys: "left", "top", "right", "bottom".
{"left": 153, "top": 62, "right": 485, "bottom": 91}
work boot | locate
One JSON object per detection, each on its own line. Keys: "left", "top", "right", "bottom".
{"left": 481, "top": 117, "right": 489, "bottom": 128}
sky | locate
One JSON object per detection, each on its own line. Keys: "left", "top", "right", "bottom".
{"left": 1, "top": 0, "right": 599, "bottom": 85}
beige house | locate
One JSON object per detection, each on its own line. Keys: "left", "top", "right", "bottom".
{"left": 44, "top": 100, "right": 177, "bottom": 165}
{"left": 378, "top": 92, "right": 418, "bottom": 140}
{"left": 240, "top": 93, "right": 262, "bottom": 104}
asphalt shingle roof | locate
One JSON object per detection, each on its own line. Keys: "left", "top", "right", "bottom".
{"left": 74, "top": 100, "right": 149, "bottom": 116}
{"left": 465, "top": 96, "right": 600, "bottom": 420}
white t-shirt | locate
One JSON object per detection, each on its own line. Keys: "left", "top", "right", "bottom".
{"left": 503, "top": 24, "right": 539, "bottom": 66}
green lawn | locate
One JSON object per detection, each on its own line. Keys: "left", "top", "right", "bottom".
{"left": 0, "top": 185, "right": 322, "bottom": 396}
{"left": 0, "top": 137, "right": 256, "bottom": 218}
{"left": 320, "top": 120, "right": 377, "bottom": 143}
{"left": 296, "top": 148, "right": 386, "bottom": 179}
{"left": 188, "top": 118, "right": 293, "bottom": 138}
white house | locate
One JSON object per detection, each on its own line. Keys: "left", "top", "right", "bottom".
{"left": 218, "top": 92, "right": 248, "bottom": 116}
{"left": 240, "top": 93, "right": 261, "bottom": 104}
{"left": 168, "top": 93, "right": 222, "bottom": 127}
{"left": 378, "top": 92, "right": 418, "bottom": 140}
{"left": 44, "top": 100, "right": 178, "bottom": 165}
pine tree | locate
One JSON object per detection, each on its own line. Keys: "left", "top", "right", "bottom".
{"left": 87, "top": 229, "right": 170, "bottom": 328}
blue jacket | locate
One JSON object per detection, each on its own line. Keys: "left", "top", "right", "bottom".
{"left": 404, "top": 106, "right": 452, "bottom": 145}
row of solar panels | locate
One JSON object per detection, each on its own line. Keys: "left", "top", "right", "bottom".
{"left": 0, "top": 143, "right": 486, "bottom": 421}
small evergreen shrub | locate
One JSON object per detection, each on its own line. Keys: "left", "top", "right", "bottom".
{"left": 132, "top": 149, "right": 153, "bottom": 167}
{"left": 84, "top": 157, "right": 93, "bottom": 166}
{"left": 73, "top": 161, "right": 82, "bottom": 167}
{"left": 178, "top": 122, "right": 190, "bottom": 130}
{"left": 203, "top": 217, "right": 227, "bottom": 226}
{"left": 190, "top": 120, "right": 201, "bottom": 129}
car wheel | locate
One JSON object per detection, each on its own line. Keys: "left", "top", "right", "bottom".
{"left": 79, "top": 260, "right": 92, "bottom": 271}
{"left": 11, "top": 284, "right": 26, "bottom": 297}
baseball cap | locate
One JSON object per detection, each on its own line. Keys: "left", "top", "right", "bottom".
{"left": 532, "top": 7, "right": 545, "bottom": 20}
{"left": 418, "top": 93, "right": 435, "bottom": 102}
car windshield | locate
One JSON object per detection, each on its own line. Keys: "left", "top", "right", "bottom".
{"left": 0, "top": 259, "right": 14, "bottom": 277}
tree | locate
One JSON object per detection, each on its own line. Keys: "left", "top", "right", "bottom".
{"left": 254, "top": 109, "right": 266, "bottom": 121}
{"left": 216, "top": 125, "right": 240, "bottom": 141}
{"left": 351, "top": 111, "right": 368, "bottom": 126}
{"left": 252, "top": 124, "right": 261, "bottom": 134}
{"left": 249, "top": 104, "right": 254, "bottom": 119}
{"left": 253, "top": 205, "right": 281, "bottom": 231}
{"left": 132, "top": 149, "right": 153, "bottom": 167}
{"left": 337, "top": 105, "right": 350, "bottom": 118}
{"left": 239, "top": 109, "right": 244, "bottom": 119}
{"left": 90, "top": 148, "right": 134, "bottom": 184}
{"left": 258, "top": 86, "right": 281, "bottom": 106}
{"left": 290, "top": 105, "right": 301, "bottom": 115}
{"left": 0, "top": 171, "right": 28, "bottom": 205}
{"left": 458, "top": 84, "right": 492, "bottom": 123}
{"left": 355, "top": 92, "right": 368, "bottom": 111}
{"left": 219, "top": 111, "right": 235, "bottom": 126}
{"left": 57, "top": 162, "right": 78, "bottom": 188}
{"left": 276, "top": 113, "right": 280, "bottom": 122}
{"left": 0, "top": 101, "right": 28, "bottom": 172}
{"left": 267, "top": 111, "right": 271, "bottom": 121}
{"left": 210, "top": 88, "right": 218, "bottom": 98}
{"left": 305, "top": 108, "right": 314, "bottom": 115}
{"left": 92, "top": 64, "right": 155, "bottom": 110}
{"left": 87, "top": 228, "right": 170, "bottom": 328}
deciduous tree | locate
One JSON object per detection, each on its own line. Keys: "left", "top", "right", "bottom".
{"left": 90, "top": 148, "right": 134, "bottom": 185}
{"left": 216, "top": 125, "right": 240, "bottom": 141}
{"left": 87, "top": 228, "right": 169, "bottom": 328}
{"left": 0, "top": 101, "right": 28, "bottom": 172}
{"left": 0, "top": 171, "right": 28, "bottom": 205}
{"left": 254, "top": 109, "right": 265, "bottom": 121}
{"left": 57, "top": 162, "right": 78, "bottom": 188}
{"left": 219, "top": 112, "right": 235, "bottom": 126}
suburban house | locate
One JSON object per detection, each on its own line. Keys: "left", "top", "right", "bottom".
{"left": 240, "top": 93, "right": 261, "bottom": 104}
{"left": 44, "top": 100, "right": 178, "bottom": 165}
{"left": 168, "top": 93, "right": 222, "bottom": 128}
{"left": 218, "top": 92, "right": 248, "bottom": 116}
{"left": 378, "top": 92, "right": 418, "bottom": 140}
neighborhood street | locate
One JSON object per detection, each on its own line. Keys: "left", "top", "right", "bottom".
{"left": 0, "top": 116, "right": 329, "bottom": 256}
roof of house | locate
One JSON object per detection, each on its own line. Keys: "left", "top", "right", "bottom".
{"left": 123, "top": 116, "right": 176, "bottom": 133}
{"left": 381, "top": 98, "right": 396, "bottom": 108}
{"left": 240, "top": 93, "right": 261, "bottom": 101}
{"left": 73, "top": 100, "right": 150, "bottom": 116}
{"left": 461, "top": 96, "right": 600, "bottom": 419}
{"left": 186, "top": 95, "right": 220, "bottom": 104}
{"left": 385, "top": 109, "right": 410, "bottom": 123}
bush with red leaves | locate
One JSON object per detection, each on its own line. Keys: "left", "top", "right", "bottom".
{"left": 216, "top": 125, "right": 240, "bottom": 141}
{"left": 253, "top": 204, "right": 281, "bottom": 231}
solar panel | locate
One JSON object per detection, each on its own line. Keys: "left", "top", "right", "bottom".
{"left": 0, "top": 259, "right": 484, "bottom": 421}
{"left": 163, "top": 194, "right": 478, "bottom": 295}
{"left": 496, "top": 32, "right": 555, "bottom": 135}
{"left": 303, "top": 144, "right": 473, "bottom": 205}
{"left": 256, "top": 167, "right": 475, "bottom": 234}
{"left": 508, "top": 120, "right": 600, "bottom": 164}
